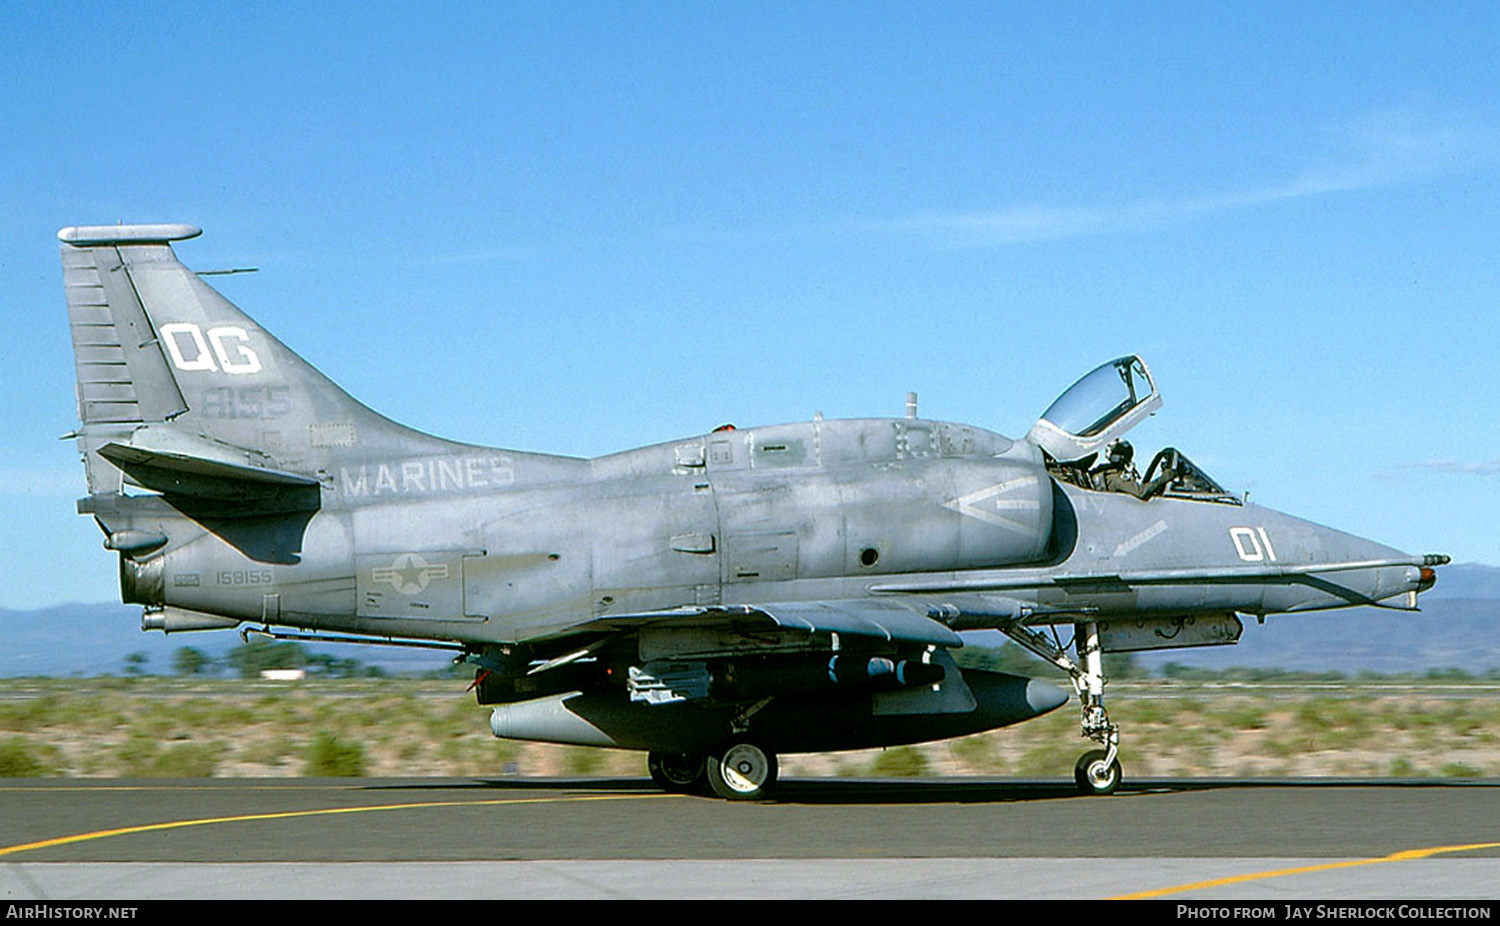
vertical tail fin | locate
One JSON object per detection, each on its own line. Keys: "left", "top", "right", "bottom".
{"left": 59, "top": 224, "right": 462, "bottom": 501}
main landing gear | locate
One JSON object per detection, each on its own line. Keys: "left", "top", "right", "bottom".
{"left": 651, "top": 697, "right": 781, "bottom": 800}
{"left": 998, "top": 618, "right": 1122, "bottom": 795}
{"left": 648, "top": 740, "right": 780, "bottom": 800}
{"left": 647, "top": 751, "right": 706, "bottom": 793}
{"left": 706, "top": 740, "right": 778, "bottom": 801}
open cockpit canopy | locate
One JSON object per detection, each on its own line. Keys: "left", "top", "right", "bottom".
{"left": 1028, "top": 356, "right": 1240, "bottom": 505}
{"left": 1027, "top": 356, "right": 1161, "bottom": 464}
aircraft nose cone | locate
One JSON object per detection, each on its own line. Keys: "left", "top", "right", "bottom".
{"left": 1026, "top": 677, "right": 1070, "bottom": 715}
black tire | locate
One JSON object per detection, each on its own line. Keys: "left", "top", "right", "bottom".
{"left": 706, "top": 740, "right": 778, "bottom": 801}
{"left": 1074, "top": 749, "right": 1121, "bottom": 795}
{"left": 647, "top": 751, "right": 706, "bottom": 793}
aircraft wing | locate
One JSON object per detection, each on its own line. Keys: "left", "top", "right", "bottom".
{"left": 563, "top": 598, "right": 965, "bottom": 647}
{"left": 868, "top": 555, "right": 1443, "bottom": 595}
{"left": 527, "top": 552, "right": 1438, "bottom": 654}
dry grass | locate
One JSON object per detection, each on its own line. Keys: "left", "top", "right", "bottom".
{"left": 1, "top": 678, "right": 1497, "bottom": 781}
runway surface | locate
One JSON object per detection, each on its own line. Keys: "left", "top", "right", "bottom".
{"left": 4, "top": 777, "right": 1499, "bottom": 899}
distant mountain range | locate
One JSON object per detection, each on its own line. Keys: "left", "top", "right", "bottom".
{"left": 0, "top": 602, "right": 452, "bottom": 677}
{"left": 1135, "top": 561, "right": 1500, "bottom": 675}
{"left": 3, "top": 563, "right": 1497, "bottom": 677}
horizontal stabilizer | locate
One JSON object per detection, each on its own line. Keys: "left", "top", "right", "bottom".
{"left": 96, "top": 426, "right": 319, "bottom": 507}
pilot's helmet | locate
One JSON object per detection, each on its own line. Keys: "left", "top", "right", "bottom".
{"left": 1107, "top": 439, "right": 1134, "bottom": 465}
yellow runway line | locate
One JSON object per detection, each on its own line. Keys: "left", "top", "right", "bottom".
{"left": 1112, "top": 841, "right": 1500, "bottom": 899}
{"left": 0, "top": 792, "right": 677, "bottom": 859}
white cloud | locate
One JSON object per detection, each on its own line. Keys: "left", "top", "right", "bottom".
{"left": 870, "top": 105, "right": 1497, "bottom": 248}
{"left": 1405, "top": 459, "right": 1500, "bottom": 477}
{"left": 1376, "top": 458, "right": 1500, "bottom": 481}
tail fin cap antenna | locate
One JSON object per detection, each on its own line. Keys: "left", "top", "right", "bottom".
{"left": 58, "top": 224, "right": 202, "bottom": 247}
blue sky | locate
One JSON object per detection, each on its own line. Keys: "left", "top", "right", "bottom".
{"left": 1, "top": 3, "right": 1496, "bottom": 608}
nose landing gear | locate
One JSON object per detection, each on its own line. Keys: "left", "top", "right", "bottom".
{"left": 996, "top": 617, "right": 1123, "bottom": 796}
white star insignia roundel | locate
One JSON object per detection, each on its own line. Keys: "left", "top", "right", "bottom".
{"left": 371, "top": 553, "right": 450, "bottom": 595}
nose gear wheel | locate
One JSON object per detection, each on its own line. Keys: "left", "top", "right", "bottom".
{"left": 1074, "top": 748, "right": 1121, "bottom": 795}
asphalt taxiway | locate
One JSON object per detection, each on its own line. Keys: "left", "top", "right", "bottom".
{"left": 3, "top": 777, "right": 1499, "bottom": 899}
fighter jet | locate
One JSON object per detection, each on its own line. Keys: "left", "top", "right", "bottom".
{"left": 58, "top": 223, "right": 1447, "bottom": 799}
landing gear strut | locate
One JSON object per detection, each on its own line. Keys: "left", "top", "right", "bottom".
{"left": 1073, "top": 621, "right": 1121, "bottom": 795}
{"left": 997, "top": 617, "right": 1122, "bottom": 796}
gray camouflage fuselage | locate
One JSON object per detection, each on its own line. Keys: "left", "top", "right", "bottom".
{"left": 103, "top": 416, "right": 1419, "bottom": 642}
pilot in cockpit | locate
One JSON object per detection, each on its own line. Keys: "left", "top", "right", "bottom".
{"left": 1095, "top": 439, "right": 1178, "bottom": 500}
